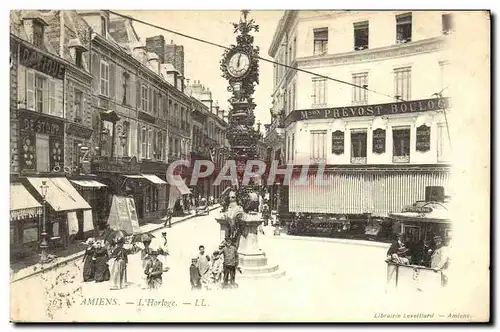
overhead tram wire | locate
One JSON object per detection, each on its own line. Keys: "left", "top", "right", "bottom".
{"left": 109, "top": 10, "right": 405, "bottom": 103}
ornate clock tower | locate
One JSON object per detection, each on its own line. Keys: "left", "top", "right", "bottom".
{"left": 220, "top": 10, "right": 262, "bottom": 187}
{"left": 217, "top": 10, "right": 285, "bottom": 283}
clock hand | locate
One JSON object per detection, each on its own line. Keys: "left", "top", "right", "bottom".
{"left": 237, "top": 54, "right": 241, "bottom": 68}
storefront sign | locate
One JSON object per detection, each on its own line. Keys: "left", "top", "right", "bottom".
{"left": 331, "top": 130, "right": 344, "bottom": 155}
{"left": 93, "top": 156, "right": 141, "bottom": 174}
{"left": 284, "top": 98, "right": 450, "bottom": 126}
{"left": 402, "top": 206, "right": 433, "bottom": 213}
{"left": 416, "top": 125, "right": 431, "bottom": 152}
{"left": 372, "top": 128, "right": 386, "bottom": 154}
{"left": 19, "top": 44, "right": 66, "bottom": 80}
{"left": 19, "top": 109, "right": 64, "bottom": 137}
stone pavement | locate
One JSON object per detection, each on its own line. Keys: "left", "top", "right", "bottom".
{"left": 10, "top": 205, "right": 221, "bottom": 283}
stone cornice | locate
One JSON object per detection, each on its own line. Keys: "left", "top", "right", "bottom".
{"left": 268, "top": 11, "right": 298, "bottom": 57}
{"left": 297, "top": 36, "right": 447, "bottom": 69}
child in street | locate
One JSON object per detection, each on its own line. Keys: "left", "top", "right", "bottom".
{"left": 190, "top": 258, "right": 202, "bottom": 290}
{"left": 211, "top": 250, "right": 224, "bottom": 286}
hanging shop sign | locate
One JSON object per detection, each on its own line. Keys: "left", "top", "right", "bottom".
{"left": 331, "top": 130, "right": 344, "bottom": 155}
{"left": 284, "top": 97, "right": 450, "bottom": 126}
{"left": 372, "top": 128, "right": 386, "bottom": 154}
{"left": 49, "top": 137, "right": 64, "bottom": 172}
{"left": 19, "top": 44, "right": 66, "bottom": 80}
{"left": 416, "top": 125, "right": 431, "bottom": 152}
{"left": 19, "top": 132, "right": 37, "bottom": 171}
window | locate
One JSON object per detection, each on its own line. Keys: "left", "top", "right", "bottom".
{"left": 36, "top": 133, "right": 50, "bottom": 172}
{"left": 33, "top": 22, "right": 44, "bottom": 48}
{"left": 153, "top": 91, "right": 158, "bottom": 117}
{"left": 147, "top": 129, "right": 153, "bottom": 159}
{"left": 101, "top": 16, "right": 107, "bottom": 36}
{"left": 72, "top": 90, "right": 83, "bottom": 122}
{"left": 291, "top": 134, "right": 295, "bottom": 162}
{"left": 442, "top": 14, "right": 454, "bottom": 34}
{"left": 312, "top": 78, "right": 327, "bottom": 106}
{"left": 313, "top": 28, "right": 328, "bottom": 55}
{"left": 169, "top": 137, "right": 173, "bottom": 157}
{"left": 396, "top": 13, "right": 412, "bottom": 43}
{"left": 352, "top": 73, "right": 369, "bottom": 105}
{"left": 35, "top": 74, "right": 46, "bottom": 113}
{"left": 392, "top": 128, "right": 410, "bottom": 163}
{"left": 141, "top": 127, "right": 147, "bottom": 159}
{"left": 75, "top": 50, "right": 83, "bottom": 68}
{"left": 122, "top": 121, "right": 130, "bottom": 157}
{"left": 351, "top": 131, "right": 367, "bottom": 163}
{"left": 310, "top": 130, "right": 327, "bottom": 162}
{"left": 145, "top": 186, "right": 159, "bottom": 213}
{"left": 148, "top": 88, "right": 153, "bottom": 113}
{"left": 354, "top": 21, "right": 369, "bottom": 50}
{"left": 122, "top": 73, "right": 129, "bottom": 105}
{"left": 394, "top": 67, "right": 411, "bottom": 101}
{"left": 100, "top": 60, "right": 109, "bottom": 96}
{"left": 437, "top": 124, "right": 451, "bottom": 162}
{"left": 141, "top": 85, "right": 148, "bottom": 111}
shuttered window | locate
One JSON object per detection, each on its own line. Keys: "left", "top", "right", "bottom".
{"left": 141, "top": 127, "right": 147, "bottom": 159}
{"left": 100, "top": 60, "right": 109, "bottom": 96}
{"left": 147, "top": 129, "right": 152, "bottom": 159}
{"left": 26, "top": 70, "right": 56, "bottom": 114}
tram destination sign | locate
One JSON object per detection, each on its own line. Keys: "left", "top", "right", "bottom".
{"left": 284, "top": 97, "right": 450, "bottom": 126}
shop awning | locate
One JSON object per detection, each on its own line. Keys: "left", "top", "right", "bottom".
{"left": 10, "top": 183, "right": 42, "bottom": 221}
{"left": 27, "top": 177, "right": 91, "bottom": 212}
{"left": 70, "top": 179, "right": 107, "bottom": 188}
{"left": 141, "top": 174, "right": 167, "bottom": 185}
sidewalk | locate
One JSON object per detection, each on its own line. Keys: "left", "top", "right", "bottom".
{"left": 262, "top": 226, "right": 391, "bottom": 249}
{"left": 10, "top": 205, "right": 221, "bottom": 283}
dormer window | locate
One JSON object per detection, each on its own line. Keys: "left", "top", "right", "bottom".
{"left": 33, "top": 21, "right": 44, "bottom": 48}
{"left": 101, "top": 16, "right": 107, "bottom": 36}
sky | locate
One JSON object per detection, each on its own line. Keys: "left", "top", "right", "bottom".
{"left": 116, "top": 10, "right": 284, "bottom": 127}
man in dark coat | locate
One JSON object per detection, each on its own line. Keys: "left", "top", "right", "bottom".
{"left": 386, "top": 233, "right": 407, "bottom": 258}
{"left": 221, "top": 238, "right": 239, "bottom": 288}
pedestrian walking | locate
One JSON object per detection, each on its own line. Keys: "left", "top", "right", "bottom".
{"left": 431, "top": 235, "right": 450, "bottom": 286}
{"left": 158, "top": 232, "right": 170, "bottom": 271}
{"left": 197, "top": 245, "right": 211, "bottom": 289}
{"left": 164, "top": 208, "right": 173, "bottom": 228}
{"left": 109, "top": 238, "right": 135, "bottom": 290}
{"left": 144, "top": 250, "right": 163, "bottom": 290}
{"left": 82, "top": 238, "right": 96, "bottom": 282}
{"left": 93, "top": 240, "right": 110, "bottom": 282}
{"left": 221, "top": 238, "right": 239, "bottom": 288}
{"left": 190, "top": 258, "right": 202, "bottom": 290}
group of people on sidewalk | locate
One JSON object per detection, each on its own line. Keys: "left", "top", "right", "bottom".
{"left": 190, "top": 237, "right": 240, "bottom": 291}
{"left": 82, "top": 232, "right": 170, "bottom": 291}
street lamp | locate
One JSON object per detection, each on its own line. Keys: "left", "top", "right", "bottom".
{"left": 39, "top": 180, "right": 49, "bottom": 263}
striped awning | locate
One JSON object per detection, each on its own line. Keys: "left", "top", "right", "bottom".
{"left": 10, "top": 183, "right": 42, "bottom": 221}
{"left": 289, "top": 170, "right": 451, "bottom": 217}
{"left": 27, "top": 177, "right": 91, "bottom": 212}
{"left": 70, "top": 179, "right": 107, "bottom": 188}
{"left": 141, "top": 174, "right": 167, "bottom": 185}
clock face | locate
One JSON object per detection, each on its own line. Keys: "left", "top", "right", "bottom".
{"left": 227, "top": 52, "right": 251, "bottom": 78}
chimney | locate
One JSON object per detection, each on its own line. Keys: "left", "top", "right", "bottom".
{"left": 146, "top": 35, "right": 165, "bottom": 64}
{"left": 165, "top": 64, "right": 178, "bottom": 86}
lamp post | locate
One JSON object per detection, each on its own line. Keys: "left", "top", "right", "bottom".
{"left": 39, "top": 180, "right": 49, "bottom": 263}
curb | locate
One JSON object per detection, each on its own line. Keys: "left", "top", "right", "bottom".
{"left": 266, "top": 233, "right": 391, "bottom": 249}
{"left": 10, "top": 205, "right": 221, "bottom": 283}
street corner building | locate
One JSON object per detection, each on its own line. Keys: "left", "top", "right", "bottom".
{"left": 9, "top": 10, "right": 230, "bottom": 264}
{"left": 262, "top": 11, "right": 453, "bottom": 242}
